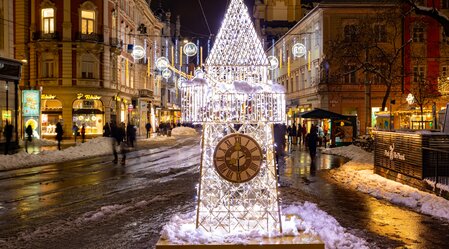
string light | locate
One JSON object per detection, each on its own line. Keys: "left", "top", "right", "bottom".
{"left": 181, "top": 0, "right": 285, "bottom": 234}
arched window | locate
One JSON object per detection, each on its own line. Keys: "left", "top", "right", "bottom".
{"left": 79, "top": 1, "right": 97, "bottom": 34}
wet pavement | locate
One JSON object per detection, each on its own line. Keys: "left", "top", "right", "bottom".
{"left": 0, "top": 137, "right": 449, "bottom": 248}
{"left": 279, "top": 142, "right": 449, "bottom": 249}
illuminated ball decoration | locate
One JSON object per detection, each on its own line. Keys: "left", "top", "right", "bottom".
{"left": 131, "top": 45, "right": 146, "bottom": 60}
{"left": 194, "top": 68, "right": 204, "bottom": 78}
{"left": 177, "top": 77, "right": 186, "bottom": 89}
{"left": 292, "top": 43, "right": 306, "bottom": 58}
{"left": 156, "top": 57, "right": 170, "bottom": 70}
{"left": 268, "top": 56, "right": 279, "bottom": 70}
{"left": 162, "top": 69, "right": 172, "bottom": 79}
{"left": 183, "top": 42, "right": 198, "bottom": 57}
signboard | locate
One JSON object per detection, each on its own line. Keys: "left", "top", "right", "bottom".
{"left": 22, "top": 90, "right": 40, "bottom": 117}
{"left": 77, "top": 93, "right": 101, "bottom": 100}
{"left": 2, "top": 110, "right": 11, "bottom": 123}
{"left": 444, "top": 103, "right": 449, "bottom": 133}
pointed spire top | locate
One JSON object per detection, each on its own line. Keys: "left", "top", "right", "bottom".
{"left": 206, "top": 0, "right": 269, "bottom": 84}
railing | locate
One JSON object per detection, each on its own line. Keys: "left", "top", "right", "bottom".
{"left": 32, "top": 31, "right": 59, "bottom": 41}
{"left": 76, "top": 32, "right": 104, "bottom": 43}
{"left": 422, "top": 147, "right": 449, "bottom": 186}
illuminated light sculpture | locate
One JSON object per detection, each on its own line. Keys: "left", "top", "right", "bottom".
{"left": 183, "top": 42, "right": 198, "bottom": 57}
{"left": 292, "top": 43, "right": 306, "bottom": 58}
{"left": 156, "top": 57, "right": 170, "bottom": 70}
{"left": 181, "top": 0, "right": 286, "bottom": 234}
{"left": 268, "top": 56, "right": 279, "bottom": 70}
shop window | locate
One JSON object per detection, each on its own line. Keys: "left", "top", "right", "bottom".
{"left": 413, "top": 65, "right": 425, "bottom": 82}
{"left": 42, "top": 8, "right": 55, "bottom": 34}
{"left": 81, "top": 10, "right": 95, "bottom": 34}
{"left": 41, "top": 99, "right": 62, "bottom": 135}
{"left": 73, "top": 99, "right": 104, "bottom": 135}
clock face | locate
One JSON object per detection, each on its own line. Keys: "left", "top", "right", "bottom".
{"left": 213, "top": 133, "right": 263, "bottom": 183}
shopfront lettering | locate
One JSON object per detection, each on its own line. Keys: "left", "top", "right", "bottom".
{"left": 42, "top": 94, "right": 56, "bottom": 100}
{"left": 384, "top": 143, "right": 406, "bottom": 161}
{"left": 77, "top": 93, "right": 102, "bottom": 100}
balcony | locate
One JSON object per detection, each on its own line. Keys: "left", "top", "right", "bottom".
{"left": 76, "top": 32, "right": 104, "bottom": 43}
{"left": 139, "top": 89, "right": 154, "bottom": 98}
{"left": 32, "top": 31, "right": 59, "bottom": 41}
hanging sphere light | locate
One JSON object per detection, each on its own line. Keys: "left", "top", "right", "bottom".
{"left": 156, "top": 57, "right": 170, "bottom": 70}
{"left": 292, "top": 43, "right": 306, "bottom": 58}
{"left": 267, "top": 56, "right": 279, "bottom": 70}
{"left": 183, "top": 42, "right": 198, "bottom": 57}
{"left": 162, "top": 68, "right": 172, "bottom": 79}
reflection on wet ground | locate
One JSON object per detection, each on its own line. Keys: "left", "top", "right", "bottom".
{"left": 280, "top": 143, "right": 449, "bottom": 249}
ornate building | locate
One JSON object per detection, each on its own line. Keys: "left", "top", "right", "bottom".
{"left": 14, "top": 0, "right": 164, "bottom": 138}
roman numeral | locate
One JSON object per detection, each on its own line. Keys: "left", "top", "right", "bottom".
{"left": 226, "top": 170, "right": 234, "bottom": 179}
{"left": 216, "top": 156, "right": 225, "bottom": 161}
{"left": 218, "top": 163, "right": 227, "bottom": 172}
{"left": 252, "top": 156, "right": 261, "bottom": 161}
{"left": 249, "top": 163, "right": 259, "bottom": 171}
{"left": 225, "top": 140, "right": 233, "bottom": 148}
{"left": 236, "top": 173, "right": 241, "bottom": 182}
{"left": 250, "top": 147, "right": 258, "bottom": 153}
{"left": 235, "top": 136, "right": 241, "bottom": 144}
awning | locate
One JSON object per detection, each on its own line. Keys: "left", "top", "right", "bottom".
{"left": 300, "top": 108, "right": 346, "bottom": 119}
{"left": 73, "top": 109, "right": 104, "bottom": 114}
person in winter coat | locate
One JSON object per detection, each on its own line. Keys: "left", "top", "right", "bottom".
{"left": 80, "top": 124, "right": 86, "bottom": 143}
{"left": 307, "top": 124, "right": 319, "bottom": 161}
{"left": 111, "top": 122, "right": 127, "bottom": 165}
{"left": 103, "top": 123, "right": 111, "bottom": 137}
{"left": 3, "top": 121, "right": 13, "bottom": 155}
{"left": 126, "top": 123, "right": 136, "bottom": 147}
{"left": 55, "top": 122, "right": 63, "bottom": 150}
{"left": 145, "top": 122, "right": 152, "bottom": 138}
{"left": 25, "top": 124, "right": 33, "bottom": 153}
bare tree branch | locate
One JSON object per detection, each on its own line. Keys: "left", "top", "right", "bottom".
{"left": 403, "top": 0, "right": 449, "bottom": 36}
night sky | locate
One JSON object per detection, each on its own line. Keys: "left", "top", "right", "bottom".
{"left": 150, "top": 0, "right": 255, "bottom": 39}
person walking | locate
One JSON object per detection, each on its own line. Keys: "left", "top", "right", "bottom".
{"left": 111, "top": 122, "right": 127, "bottom": 165}
{"left": 301, "top": 123, "right": 307, "bottom": 145}
{"left": 81, "top": 124, "right": 86, "bottom": 143}
{"left": 3, "top": 121, "right": 13, "bottom": 155}
{"left": 55, "top": 122, "right": 63, "bottom": 150}
{"left": 25, "top": 124, "right": 33, "bottom": 153}
{"left": 103, "top": 122, "right": 111, "bottom": 137}
{"left": 297, "top": 123, "right": 302, "bottom": 145}
{"left": 72, "top": 123, "right": 79, "bottom": 142}
{"left": 126, "top": 123, "right": 136, "bottom": 147}
{"left": 145, "top": 122, "right": 152, "bottom": 138}
{"left": 308, "top": 124, "right": 319, "bottom": 162}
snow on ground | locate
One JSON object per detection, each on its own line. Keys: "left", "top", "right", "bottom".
{"left": 322, "top": 145, "right": 449, "bottom": 222}
{"left": 0, "top": 126, "right": 196, "bottom": 171}
{"left": 159, "top": 202, "right": 369, "bottom": 249}
{"left": 171, "top": 126, "right": 198, "bottom": 136}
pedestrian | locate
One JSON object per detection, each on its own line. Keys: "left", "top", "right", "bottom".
{"left": 103, "top": 122, "right": 111, "bottom": 137}
{"left": 72, "top": 123, "right": 79, "bottom": 142}
{"left": 126, "top": 123, "right": 136, "bottom": 147}
{"left": 3, "top": 121, "right": 13, "bottom": 155}
{"left": 145, "top": 122, "right": 152, "bottom": 138}
{"left": 308, "top": 124, "right": 318, "bottom": 162}
{"left": 302, "top": 123, "right": 307, "bottom": 145}
{"left": 81, "top": 124, "right": 86, "bottom": 143}
{"left": 286, "top": 125, "right": 292, "bottom": 144}
{"left": 291, "top": 123, "right": 297, "bottom": 144}
{"left": 297, "top": 123, "right": 302, "bottom": 145}
{"left": 55, "top": 122, "right": 63, "bottom": 150}
{"left": 111, "top": 122, "right": 127, "bottom": 165}
{"left": 25, "top": 124, "right": 33, "bottom": 153}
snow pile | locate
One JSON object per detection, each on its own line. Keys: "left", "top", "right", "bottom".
{"left": 0, "top": 137, "right": 114, "bottom": 171}
{"left": 160, "top": 202, "right": 369, "bottom": 248}
{"left": 324, "top": 145, "right": 449, "bottom": 222}
{"left": 18, "top": 138, "right": 58, "bottom": 146}
{"left": 171, "top": 127, "right": 197, "bottom": 136}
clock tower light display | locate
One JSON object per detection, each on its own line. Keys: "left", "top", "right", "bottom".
{"left": 181, "top": 0, "right": 286, "bottom": 234}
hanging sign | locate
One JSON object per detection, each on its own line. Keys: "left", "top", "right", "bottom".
{"left": 156, "top": 57, "right": 170, "bottom": 70}
{"left": 268, "top": 56, "right": 279, "bottom": 70}
{"left": 292, "top": 43, "right": 306, "bottom": 58}
{"left": 132, "top": 45, "right": 146, "bottom": 60}
{"left": 183, "top": 42, "right": 198, "bottom": 57}
{"left": 162, "top": 69, "right": 172, "bottom": 79}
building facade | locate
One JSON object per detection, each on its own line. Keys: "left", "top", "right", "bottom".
{"left": 268, "top": 0, "right": 449, "bottom": 134}
{"left": 14, "top": 0, "right": 164, "bottom": 138}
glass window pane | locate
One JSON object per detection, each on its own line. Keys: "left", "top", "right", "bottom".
{"left": 42, "top": 8, "right": 54, "bottom": 18}
{"left": 81, "top": 10, "right": 95, "bottom": 20}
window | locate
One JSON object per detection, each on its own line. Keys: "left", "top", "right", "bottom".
{"left": 344, "top": 65, "right": 357, "bottom": 84}
{"left": 374, "top": 24, "right": 387, "bottom": 43}
{"left": 81, "top": 59, "right": 95, "bottom": 79}
{"left": 412, "top": 26, "right": 425, "bottom": 42}
{"left": 443, "top": 0, "right": 449, "bottom": 9}
{"left": 42, "top": 59, "right": 54, "bottom": 78}
{"left": 344, "top": 25, "right": 358, "bottom": 42}
{"left": 81, "top": 10, "right": 95, "bottom": 34}
{"left": 42, "top": 8, "right": 55, "bottom": 34}
{"left": 372, "top": 64, "right": 387, "bottom": 85}
{"left": 413, "top": 65, "right": 425, "bottom": 82}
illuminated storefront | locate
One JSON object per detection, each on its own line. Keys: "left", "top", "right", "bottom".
{"left": 41, "top": 94, "right": 62, "bottom": 136}
{"left": 72, "top": 94, "right": 104, "bottom": 135}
